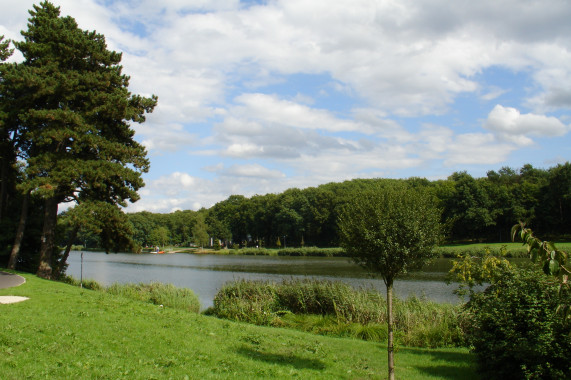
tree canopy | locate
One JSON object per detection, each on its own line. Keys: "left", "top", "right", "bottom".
{"left": 337, "top": 184, "right": 442, "bottom": 380}
{"left": 101, "top": 162, "right": 570, "bottom": 255}
{"left": 0, "top": 1, "right": 156, "bottom": 277}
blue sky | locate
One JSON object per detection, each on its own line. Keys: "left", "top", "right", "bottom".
{"left": 1, "top": 0, "right": 570, "bottom": 212}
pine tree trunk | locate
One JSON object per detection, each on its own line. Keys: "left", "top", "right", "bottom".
{"left": 7, "top": 192, "right": 30, "bottom": 270}
{"left": 0, "top": 150, "right": 9, "bottom": 221}
{"left": 37, "top": 196, "right": 58, "bottom": 279}
{"left": 52, "top": 226, "right": 79, "bottom": 279}
{"left": 387, "top": 280, "right": 395, "bottom": 380}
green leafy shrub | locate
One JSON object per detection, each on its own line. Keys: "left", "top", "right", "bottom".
{"left": 463, "top": 268, "right": 571, "bottom": 379}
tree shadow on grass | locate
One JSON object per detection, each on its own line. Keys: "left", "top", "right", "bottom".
{"left": 236, "top": 345, "right": 326, "bottom": 371}
{"left": 400, "top": 347, "right": 479, "bottom": 380}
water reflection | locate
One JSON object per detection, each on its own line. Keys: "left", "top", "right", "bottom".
{"left": 66, "top": 251, "right": 465, "bottom": 309}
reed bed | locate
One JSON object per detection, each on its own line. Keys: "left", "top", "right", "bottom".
{"left": 210, "top": 279, "right": 463, "bottom": 348}
{"left": 105, "top": 282, "right": 201, "bottom": 313}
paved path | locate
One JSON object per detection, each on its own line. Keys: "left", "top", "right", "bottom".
{"left": 0, "top": 271, "right": 28, "bottom": 304}
{"left": 0, "top": 271, "right": 26, "bottom": 289}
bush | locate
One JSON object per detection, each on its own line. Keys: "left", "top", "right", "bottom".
{"left": 463, "top": 268, "right": 571, "bottom": 379}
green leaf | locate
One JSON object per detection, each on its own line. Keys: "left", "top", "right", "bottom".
{"left": 543, "top": 259, "right": 560, "bottom": 276}
{"left": 530, "top": 248, "right": 539, "bottom": 262}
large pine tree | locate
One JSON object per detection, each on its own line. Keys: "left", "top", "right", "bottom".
{"left": 0, "top": 35, "right": 14, "bottom": 222}
{"left": 3, "top": 1, "right": 156, "bottom": 278}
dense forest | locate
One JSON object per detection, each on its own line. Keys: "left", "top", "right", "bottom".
{"left": 60, "top": 162, "right": 571, "bottom": 252}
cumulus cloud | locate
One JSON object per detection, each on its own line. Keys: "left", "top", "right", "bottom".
{"left": 3, "top": 0, "right": 571, "bottom": 213}
{"left": 231, "top": 93, "right": 367, "bottom": 133}
{"left": 445, "top": 133, "right": 516, "bottom": 165}
{"left": 484, "top": 105, "right": 569, "bottom": 145}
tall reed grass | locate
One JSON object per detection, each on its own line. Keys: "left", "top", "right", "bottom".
{"left": 60, "top": 275, "right": 104, "bottom": 291}
{"left": 210, "top": 279, "right": 463, "bottom": 348}
{"left": 106, "top": 282, "right": 201, "bottom": 313}
{"left": 62, "top": 276, "right": 201, "bottom": 313}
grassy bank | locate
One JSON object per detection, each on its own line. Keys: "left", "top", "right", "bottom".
{"left": 0, "top": 272, "right": 477, "bottom": 379}
{"left": 437, "top": 241, "right": 571, "bottom": 257}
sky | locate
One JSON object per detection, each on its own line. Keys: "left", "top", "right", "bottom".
{"left": 1, "top": 0, "right": 570, "bottom": 213}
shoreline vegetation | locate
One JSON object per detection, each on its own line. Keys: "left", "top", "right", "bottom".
{"left": 206, "top": 278, "right": 464, "bottom": 348}
{"left": 1, "top": 272, "right": 478, "bottom": 379}
{"left": 72, "top": 242, "right": 571, "bottom": 258}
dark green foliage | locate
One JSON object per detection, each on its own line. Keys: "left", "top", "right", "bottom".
{"left": 192, "top": 213, "right": 209, "bottom": 248}
{"left": 0, "top": 2, "right": 156, "bottom": 276}
{"left": 338, "top": 183, "right": 443, "bottom": 282}
{"left": 463, "top": 268, "right": 571, "bottom": 379}
{"left": 537, "top": 162, "right": 571, "bottom": 236}
{"left": 119, "top": 163, "right": 570, "bottom": 253}
{"left": 338, "top": 183, "right": 443, "bottom": 379}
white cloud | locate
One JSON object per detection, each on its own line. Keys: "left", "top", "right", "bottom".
{"left": 232, "top": 93, "right": 367, "bottom": 133}
{"left": 445, "top": 133, "right": 516, "bottom": 165}
{"left": 481, "top": 86, "right": 509, "bottom": 101}
{"left": 217, "top": 163, "right": 286, "bottom": 179}
{"left": 3, "top": 0, "right": 571, "bottom": 213}
{"left": 138, "top": 122, "right": 198, "bottom": 152}
{"left": 484, "top": 105, "right": 569, "bottom": 145}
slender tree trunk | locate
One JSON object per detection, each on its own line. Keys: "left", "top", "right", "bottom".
{"left": 52, "top": 225, "right": 79, "bottom": 280}
{"left": 37, "top": 196, "right": 58, "bottom": 279}
{"left": 7, "top": 192, "right": 30, "bottom": 270}
{"left": 387, "top": 280, "right": 395, "bottom": 380}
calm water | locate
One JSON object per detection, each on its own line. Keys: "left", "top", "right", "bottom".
{"left": 66, "top": 251, "right": 465, "bottom": 309}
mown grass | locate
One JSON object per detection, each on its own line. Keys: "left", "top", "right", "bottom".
{"left": 0, "top": 271, "right": 477, "bottom": 379}
{"left": 209, "top": 279, "right": 464, "bottom": 348}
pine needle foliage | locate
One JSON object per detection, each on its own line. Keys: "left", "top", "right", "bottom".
{"left": 1, "top": 1, "right": 156, "bottom": 277}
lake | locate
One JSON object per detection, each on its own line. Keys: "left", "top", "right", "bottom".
{"left": 66, "top": 251, "right": 467, "bottom": 309}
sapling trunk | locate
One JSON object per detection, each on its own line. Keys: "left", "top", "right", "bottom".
{"left": 386, "top": 279, "right": 395, "bottom": 380}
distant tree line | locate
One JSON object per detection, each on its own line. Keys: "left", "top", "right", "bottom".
{"left": 113, "top": 163, "right": 569, "bottom": 251}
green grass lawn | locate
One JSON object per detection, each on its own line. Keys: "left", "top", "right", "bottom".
{"left": 438, "top": 241, "right": 571, "bottom": 257}
{"left": 1, "top": 272, "right": 478, "bottom": 379}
